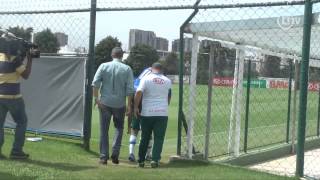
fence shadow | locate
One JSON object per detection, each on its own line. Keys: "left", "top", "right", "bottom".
{"left": 161, "top": 160, "right": 210, "bottom": 169}
{"left": 0, "top": 172, "right": 36, "bottom": 180}
{"left": 2, "top": 159, "right": 96, "bottom": 172}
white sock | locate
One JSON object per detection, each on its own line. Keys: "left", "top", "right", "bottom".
{"left": 129, "top": 135, "right": 137, "bottom": 155}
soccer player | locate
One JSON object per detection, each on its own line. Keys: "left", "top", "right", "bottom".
{"left": 128, "top": 67, "right": 153, "bottom": 162}
{"left": 134, "top": 62, "right": 172, "bottom": 168}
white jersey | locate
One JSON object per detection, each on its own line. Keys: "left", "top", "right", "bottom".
{"left": 136, "top": 73, "right": 172, "bottom": 117}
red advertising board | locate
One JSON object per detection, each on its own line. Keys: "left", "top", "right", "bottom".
{"left": 269, "top": 80, "right": 289, "bottom": 89}
{"left": 269, "top": 79, "right": 320, "bottom": 91}
{"left": 213, "top": 77, "right": 234, "bottom": 87}
{"left": 308, "top": 82, "right": 320, "bottom": 91}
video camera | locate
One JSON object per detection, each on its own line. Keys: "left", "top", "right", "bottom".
{"left": 0, "top": 29, "right": 40, "bottom": 60}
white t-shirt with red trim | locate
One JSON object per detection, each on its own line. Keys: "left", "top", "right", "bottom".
{"left": 136, "top": 73, "right": 172, "bottom": 117}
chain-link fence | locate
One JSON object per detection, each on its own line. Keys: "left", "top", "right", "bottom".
{"left": 179, "top": 0, "right": 320, "bottom": 179}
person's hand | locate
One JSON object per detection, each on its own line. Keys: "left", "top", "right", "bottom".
{"left": 94, "top": 98, "right": 102, "bottom": 109}
{"left": 127, "top": 128, "right": 131, "bottom": 135}
{"left": 126, "top": 105, "right": 132, "bottom": 116}
{"left": 134, "top": 107, "right": 140, "bottom": 118}
{"left": 127, "top": 115, "right": 132, "bottom": 135}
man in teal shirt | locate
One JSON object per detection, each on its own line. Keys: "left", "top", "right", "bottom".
{"left": 92, "top": 47, "right": 134, "bottom": 165}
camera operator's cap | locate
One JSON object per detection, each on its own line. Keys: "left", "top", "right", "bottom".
{"left": 111, "top": 47, "right": 123, "bottom": 55}
{"left": 152, "top": 62, "right": 163, "bottom": 70}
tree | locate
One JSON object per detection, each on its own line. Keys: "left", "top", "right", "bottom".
{"left": 8, "top": 26, "right": 33, "bottom": 41}
{"left": 95, "top": 36, "right": 121, "bottom": 70}
{"left": 34, "top": 29, "right": 59, "bottom": 53}
{"left": 163, "top": 52, "right": 179, "bottom": 75}
{"left": 309, "top": 67, "right": 320, "bottom": 82}
{"left": 196, "top": 41, "right": 236, "bottom": 84}
{"left": 260, "top": 55, "right": 281, "bottom": 77}
{"left": 126, "top": 44, "right": 159, "bottom": 77}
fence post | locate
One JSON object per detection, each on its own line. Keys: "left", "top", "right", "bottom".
{"left": 317, "top": 84, "right": 320, "bottom": 137}
{"left": 244, "top": 59, "right": 251, "bottom": 153}
{"left": 291, "top": 59, "right": 299, "bottom": 154}
{"left": 296, "top": 0, "right": 313, "bottom": 177}
{"left": 177, "top": 28, "right": 184, "bottom": 156}
{"left": 187, "top": 34, "right": 199, "bottom": 159}
{"left": 228, "top": 48, "right": 239, "bottom": 154}
{"left": 83, "top": 0, "right": 97, "bottom": 150}
{"left": 286, "top": 59, "right": 293, "bottom": 143}
{"left": 234, "top": 48, "right": 245, "bottom": 157}
{"left": 177, "top": 0, "right": 201, "bottom": 156}
{"left": 204, "top": 44, "right": 216, "bottom": 160}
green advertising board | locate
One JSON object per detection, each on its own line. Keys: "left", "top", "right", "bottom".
{"left": 243, "top": 79, "right": 267, "bottom": 88}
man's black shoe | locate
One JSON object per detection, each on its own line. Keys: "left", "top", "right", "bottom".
{"left": 151, "top": 161, "right": 159, "bottom": 168}
{"left": 99, "top": 159, "right": 107, "bottom": 165}
{"left": 111, "top": 156, "right": 119, "bottom": 164}
{"left": 138, "top": 162, "right": 145, "bottom": 168}
{"left": 10, "top": 151, "right": 29, "bottom": 159}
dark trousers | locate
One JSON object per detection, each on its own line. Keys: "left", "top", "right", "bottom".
{"left": 138, "top": 116, "right": 168, "bottom": 162}
{"left": 0, "top": 98, "right": 28, "bottom": 153}
{"left": 99, "top": 105, "right": 125, "bottom": 160}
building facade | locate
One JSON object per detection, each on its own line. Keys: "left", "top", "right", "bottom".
{"left": 171, "top": 38, "right": 193, "bottom": 53}
{"left": 54, "top": 32, "right": 68, "bottom": 47}
{"left": 154, "top": 37, "right": 169, "bottom": 51}
{"left": 129, "top": 29, "right": 156, "bottom": 50}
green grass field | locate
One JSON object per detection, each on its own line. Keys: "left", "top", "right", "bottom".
{"left": 1, "top": 84, "right": 315, "bottom": 179}
{"left": 182, "top": 85, "right": 320, "bottom": 157}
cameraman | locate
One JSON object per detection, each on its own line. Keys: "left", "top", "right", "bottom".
{"left": 0, "top": 51, "right": 32, "bottom": 160}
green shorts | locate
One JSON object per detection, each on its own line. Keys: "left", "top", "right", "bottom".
{"left": 131, "top": 115, "right": 141, "bottom": 130}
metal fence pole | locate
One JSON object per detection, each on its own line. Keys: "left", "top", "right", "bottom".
{"left": 286, "top": 59, "right": 293, "bottom": 143}
{"left": 291, "top": 59, "right": 299, "bottom": 154}
{"left": 187, "top": 34, "right": 199, "bottom": 159}
{"left": 317, "top": 84, "right": 320, "bottom": 137}
{"left": 228, "top": 48, "right": 239, "bottom": 154}
{"left": 244, "top": 59, "right": 251, "bottom": 153}
{"left": 177, "top": 0, "right": 201, "bottom": 156}
{"left": 234, "top": 49, "right": 245, "bottom": 157}
{"left": 204, "top": 44, "right": 215, "bottom": 160}
{"left": 296, "top": 0, "right": 313, "bottom": 177}
{"left": 83, "top": 0, "right": 97, "bottom": 150}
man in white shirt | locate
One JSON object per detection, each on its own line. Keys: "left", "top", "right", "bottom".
{"left": 134, "top": 62, "right": 172, "bottom": 168}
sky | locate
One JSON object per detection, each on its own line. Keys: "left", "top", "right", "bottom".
{"left": 95, "top": 10, "right": 192, "bottom": 51}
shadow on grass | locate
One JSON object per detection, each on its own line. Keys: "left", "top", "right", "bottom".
{"left": 74, "top": 143, "right": 100, "bottom": 157}
{"left": 161, "top": 160, "right": 211, "bottom": 169}
{"left": 0, "top": 172, "right": 36, "bottom": 180}
{"left": 3, "top": 159, "right": 96, "bottom": 172}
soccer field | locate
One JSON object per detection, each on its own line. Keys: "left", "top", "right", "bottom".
{"left": 186, "top": 85, "right": 320, "bottom": 157}
{"left": 183, "top": 84, "right": 319, "bottom": 157}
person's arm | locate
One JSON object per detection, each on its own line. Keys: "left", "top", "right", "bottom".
{"left": 168, "top": 88, "right": 172, "bottom": 105}
{"left": 18, "top": 53, "right": 32, "bottom": 80}
{"left": 92, "top": 65, "right": 103, "bottom": 107}
{"left": 134, "top": 91, "right": 143, "bottom": 118}
{"left": 134, "top": 77, "right": 146, "bottom": 118}
{"left": 93, "top": 87, "right": 100, "bottom": 106}
{"left": 126, "top": 96, "right": 133, "bottom": 116}
{"left": 126, "top": 68, "right": 134, "bottom": 116}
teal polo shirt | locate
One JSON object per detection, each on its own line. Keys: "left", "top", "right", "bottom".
{"left": 92, "top": 59, "right": 134, "bottom": 108}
